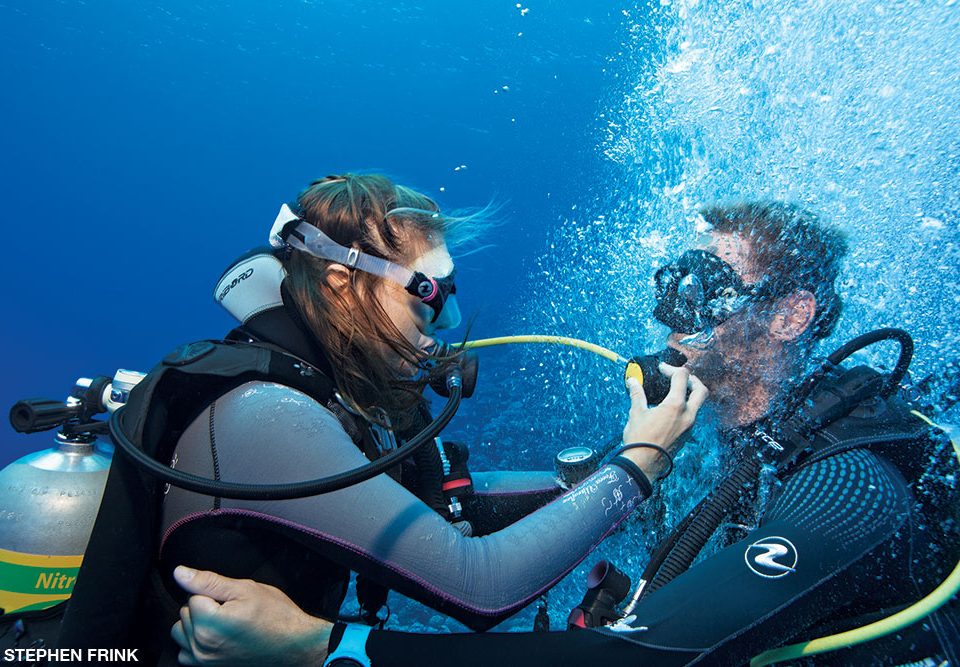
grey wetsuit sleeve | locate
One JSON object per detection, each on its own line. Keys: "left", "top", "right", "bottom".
{"left": 470, "top": 470, "right": 562, "bottom": 495}
{"left": 162, "top": 382, "right": 649, "bottom": 630}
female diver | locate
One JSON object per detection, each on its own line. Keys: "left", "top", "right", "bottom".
{"left": 61, "top": 173, "right": 706, "bottom": 663}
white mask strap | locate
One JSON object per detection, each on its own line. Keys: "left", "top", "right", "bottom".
{"left": 269, "top": 204, "right": 414, "bottom": 288}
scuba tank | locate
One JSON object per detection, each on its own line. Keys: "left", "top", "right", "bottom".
{"left": 0, "top": 433, "right": 112, "bottom": 615}
{"left": 2, "top": 370, "right": 144, "bottom": 615}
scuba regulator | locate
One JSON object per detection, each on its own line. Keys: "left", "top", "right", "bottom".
{"left": 554, "top": 346, "right": 688, "bottom": 488}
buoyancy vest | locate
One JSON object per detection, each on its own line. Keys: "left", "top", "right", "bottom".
{"left": 639, "top": 363, "right": 951, "bottom": 599}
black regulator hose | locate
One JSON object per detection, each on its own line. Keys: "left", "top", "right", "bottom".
{"left": 826, "top": 328, "right": 913, "bottom": 399}
{"left": 643, "top": 455, "right": 762, "bottom": 596}
{"left": 791, "top": 328, "right": 913, "bottom": 413}
{"left": 108, "top": 372, "right": 464, "bottom": 501}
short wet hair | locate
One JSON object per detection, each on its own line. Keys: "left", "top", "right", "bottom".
{"left": 700, "top": 201, "right": 849, "bottom": 340}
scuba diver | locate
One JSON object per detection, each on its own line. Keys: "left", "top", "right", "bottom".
{"left": 55, "top": 174, "right": 706, "bottom": 663}
{"left": 170, "top": 202, "right": 959, "bottom": 666}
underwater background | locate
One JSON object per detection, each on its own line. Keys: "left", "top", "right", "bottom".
{"left": 3, "top": 0, "right": 959, "bottom": 633}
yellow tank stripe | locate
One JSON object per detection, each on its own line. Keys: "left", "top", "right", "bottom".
{"left": 0, "top": 589, "right": 71, "bottom": 614}
{"left": 0, "top": 548, "right": 83, "bottom": 568}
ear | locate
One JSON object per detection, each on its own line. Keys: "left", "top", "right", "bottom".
{"left": 769, "top": 289, "right": 816, "bottom": 342}
{"left": 324, "top": 264, "right": 352, "bottom": 291}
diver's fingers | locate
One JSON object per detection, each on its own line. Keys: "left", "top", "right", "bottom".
{"left": 179, "top": 605, "right": 194, "bottom": 647}
{"left": 178, "top": 605, "right": 207, "bottom": 663}
{"left": 171, "top": 619, "right": 190, "bottom": 651}
{"left": 176, "top": 565, "right": 247, "bottom": 603}
{"left": 660, "top": 363, "right": 691, "bottom": 409}
{"left": 685, "top": 373, "right": 709, "bottom": 419}
{"left": 172, "top": 619, "right": 202, "bottom": 666}
{"left": 187, "top": 595, "right": 227, "bottom": 652}
{"left": 626, "top": 377, "right": 648, "bottom": 413}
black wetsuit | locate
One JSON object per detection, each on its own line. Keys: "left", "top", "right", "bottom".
{"left": 345, "top": 433, "right": 960, "bottom": 665}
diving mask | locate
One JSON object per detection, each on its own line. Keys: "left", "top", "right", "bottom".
{"left": 270, "top": 203, "right": 461, "bottom": 328}
{"left": 653, "top": 249, "right": 785, "bottom": 335}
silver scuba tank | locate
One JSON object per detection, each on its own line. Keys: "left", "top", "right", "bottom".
{"left": 0, "top": 369, "right": 144, "bottom": 615}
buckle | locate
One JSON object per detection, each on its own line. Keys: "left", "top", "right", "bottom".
{"left": 346, "top": 247, "right": 360, "bottom": 267}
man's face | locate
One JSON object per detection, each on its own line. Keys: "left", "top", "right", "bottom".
{"left": 664, "top": 231, "right": 778, "bottom": 401}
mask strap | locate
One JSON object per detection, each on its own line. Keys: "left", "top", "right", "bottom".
{"left": 270, "top": 203, "right": 415, "bottom": 288}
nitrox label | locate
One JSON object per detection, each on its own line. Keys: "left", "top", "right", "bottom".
{"left": 0, "top": 547, "right": 82, "bottom": 613}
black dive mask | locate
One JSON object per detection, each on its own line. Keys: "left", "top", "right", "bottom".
{"left": 653, "top": 250, "right": 784, "bottom": 335}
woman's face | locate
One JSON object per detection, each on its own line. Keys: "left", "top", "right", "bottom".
{"left": 376, "top": 239, "right": 458, "bottom": 375}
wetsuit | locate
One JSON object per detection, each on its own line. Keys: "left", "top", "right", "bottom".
{"left": 160, "top": 380, "right": 649, "bottom": 631}
{"left": 338, "top": 435, "right": 959, "bottom": 665}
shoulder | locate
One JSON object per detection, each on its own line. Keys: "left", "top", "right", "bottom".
{"left": 764, "top": 448, "right": 912, "bottom": 533}
{"left": 211, "top": 380, "right": 348, "bottom": 438}
{"left": 790, "top": 447, "right": 908, "bottom": 488}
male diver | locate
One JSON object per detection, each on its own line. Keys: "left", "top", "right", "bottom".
{"left": 172, "top": 202, "right": 959, "bottom": 666}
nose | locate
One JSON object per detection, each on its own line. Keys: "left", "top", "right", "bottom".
{"left": 433, "top": 294, "right": 462, "bottom": 330}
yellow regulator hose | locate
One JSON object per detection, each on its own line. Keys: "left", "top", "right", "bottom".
{"left": 460, "top": 335, "right": 629, "bottom": 365}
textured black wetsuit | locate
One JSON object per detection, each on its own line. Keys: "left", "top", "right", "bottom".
{"left": 349, "top": 443, "right": 959, "bottom": 665}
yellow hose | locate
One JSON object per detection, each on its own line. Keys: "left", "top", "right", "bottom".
{"left": 750, "top": 410, "right": 960, "bottom": 666}
{"left": 460, "top": 335, "right": 629, "bottom": 365}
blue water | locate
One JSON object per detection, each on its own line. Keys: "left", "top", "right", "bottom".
{"left": 0, "top": 0, "right": 624, "bottom": 465}
{"left": 3, "top": 0, "right": 959, "bottom": 636}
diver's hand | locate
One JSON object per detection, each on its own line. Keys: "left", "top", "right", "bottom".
{"left": 621, "top": 363, "right": 707, "bottom": 482}
{"left": 171, "top": 566, "right": 331, "bottom": 666}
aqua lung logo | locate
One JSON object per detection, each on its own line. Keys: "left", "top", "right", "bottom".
{"left": 218, "top": 268, "right": 254, "bottom": 302}
{"left": 745, "top": 536, "right": 798, "bottom": 578}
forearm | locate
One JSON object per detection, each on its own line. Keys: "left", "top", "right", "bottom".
{"left": 316, "top": 461, "right": 649, "bottom": 630}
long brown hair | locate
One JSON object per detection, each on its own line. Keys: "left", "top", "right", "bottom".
{"left": 283, "top": 173, "right": 485, "bottom": 426}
